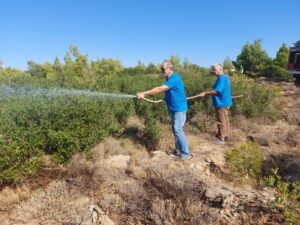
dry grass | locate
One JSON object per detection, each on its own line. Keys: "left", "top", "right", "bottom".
{"left": 245, "top": 120, "right": 299, "bottom": 152}
{"left": 0, "top": 185, "right": 30, "bottom": 212}
{"left": 2, "top": 132, "right": 285, "bottom": 225}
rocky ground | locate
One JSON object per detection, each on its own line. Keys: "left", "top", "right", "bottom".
{"left": 0, "top": 82, "right": 299, "bottom": 225}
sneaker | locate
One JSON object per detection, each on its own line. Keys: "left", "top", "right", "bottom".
{"left": 173, "top": 149, "right": 181, "bottom": 156}
{"left": 172, "top": 154, "right": 192, "bottom": 161}
{"left": 181, "top": 154, "right": 193, "bottom": 160}
{"left": 215, "top": 139, "right": 225, "bottom": 145}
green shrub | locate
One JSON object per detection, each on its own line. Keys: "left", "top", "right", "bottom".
{"left": 226, "top": 142, "right": 263, "bottom": 184}
{"left": 230, "top": 76, "right": 281, "bottom": 120}
{"left": 0, "top": 61, "right": 281, "bottom": 183}
{"left": 265, "top": 168, "right": 300, "bottom": 224}
{"left": 144, "top": 113, "right": 161, "bottom": 150}
{"left": 0, "top": 89, "right": 135, "bottom": 183}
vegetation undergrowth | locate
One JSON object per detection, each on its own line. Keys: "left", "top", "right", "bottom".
{"left": 264, "top": 168, "right": 300, "bottom": 224}
{"left": 0, "top": 45, "right": 282, "bottom": 184}
{"left": 226, "top": 143, "right": 300, "bottom": 224}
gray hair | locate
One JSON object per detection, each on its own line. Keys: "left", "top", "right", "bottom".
{"left": 161, "top": 60, "right": 174, "bottom": 71}
{"left": 212, "top": 63, "right": 223, "bottom": 72}
{"left": 213, "top": 63, "right": 223, "bottom": 71}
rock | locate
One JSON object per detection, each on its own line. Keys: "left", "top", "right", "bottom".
{"left": 88, "top": 204, "right": 115, "bottom": 225}
{"left": 205, "top": 187, "right": 232, "bottom": 199}
{"left": 99, "top": 215, "right": 115, "bottom": 225}
{"left": 203, "top": 186, "right": 232, "bottom": 208}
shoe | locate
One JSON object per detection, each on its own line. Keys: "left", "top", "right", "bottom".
{"left": 181, "top": 154, "right": 193, "bottom": 160}
{"left": 172, "top": 154, "right": 192, "bottom": 161}
{"left": 215, "top": 139, "right": 225, "bottom": 145}
{"left": 173, "top": 149, "right": 181, "bottom": 156}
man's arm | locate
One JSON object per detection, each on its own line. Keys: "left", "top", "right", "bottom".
{"left": 197, "top": 90, "right": 218, "bottom": 97}
{"left": 137, "top": 85, "right": 169, "bottom": 99}
{"left": 202, "top": 90, "right": 218, "bottom": 96}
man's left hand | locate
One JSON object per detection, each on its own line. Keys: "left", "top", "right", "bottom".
{"left": 136, "top": 92, "right": 145, "bottom": 99}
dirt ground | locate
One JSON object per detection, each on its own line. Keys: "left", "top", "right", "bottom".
{"left": 0, "top": 82, "right": 299, "bottom": 225}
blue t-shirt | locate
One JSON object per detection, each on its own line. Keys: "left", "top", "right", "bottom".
{"left": 212, "top": 74, "right": 232, "bottom": 108}
{"left": 164, "top": 72, "right": 188, "bottom": 113}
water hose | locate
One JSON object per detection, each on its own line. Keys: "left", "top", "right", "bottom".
{"left": 140, "top": 95, "right": 243, "bottom": 104}
{"left": 142, "top": 97, "right": 164, "bottom": 103}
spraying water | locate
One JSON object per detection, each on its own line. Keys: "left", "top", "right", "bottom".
{"left": 0, "top": 84, "right": 136, "bottom": 100}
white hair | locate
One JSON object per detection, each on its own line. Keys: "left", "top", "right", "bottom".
{"left": 212, "top": 63, "right": 223, "bottom": 72}
{"left": 213, "top": 63, "right": 223, "bottom": 70}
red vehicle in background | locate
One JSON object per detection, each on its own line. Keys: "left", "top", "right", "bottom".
{"left": 288, "top": 40, "right": 300, "bottom": 85}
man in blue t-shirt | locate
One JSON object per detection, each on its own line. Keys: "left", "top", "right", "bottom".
{"left": 137, "top": 60, "right": 191, "bottom": 159}
{"left": 197, "top": 64, "right": 232, "bottom": 144}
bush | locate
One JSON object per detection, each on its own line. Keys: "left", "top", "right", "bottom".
{"left": 143, "top": 112, "right": 161, "bottom": 150}
{"left": 0, "top": 60, "right": 281, "bottom": 183}
{"left": 227, "top": 144, "right": 300, "bottom": 223}
{"left": 226, "top": 142, "right": 263, "bottom": 184}
{"left": 230, "top": 76, "right": 281, "bottom": 120}
{"left": 0, "top": 88, "right": 135, "bottom": 183}
{"left": 264, "top": 168, "right": 300, "bottom": 224}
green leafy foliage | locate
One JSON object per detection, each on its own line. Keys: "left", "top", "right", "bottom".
{"left": 273, "top": 43, "right": 290, "bottom": 68}
{"left": 226, "top": 142, "right": 264, "bottom": 184}
{"left": 91, "top": 58, "right": 123, "bottom": 77}
{"left": 0, "top": 44, "right": 282, "bottom": 183}
{"left": 237, "top": 40, "right": 272, "bottom": 77}
{"left": 0, "top": 93, "right": 134, "bottom": 183}
{"left": 27, "top": 61, "right": 47, "bottom": 78}
{"left": 230, "top": 76, "right": 281, "bottom": 119}
{"left": 223, "top": 57, "right": 237, "bottom": 76}
{"left": 227, "top": 146, "right": 300, "bottom": 223}
{"left": 267, "top": 43, "right": 292, "bottom": 81}
{"left": 264, "top": 168, "right": 300, "bottom": 224}
{"left": 144, "top": 113, "right": 161, "bottom": 150}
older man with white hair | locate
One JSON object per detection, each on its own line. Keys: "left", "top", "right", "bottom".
{"left": 137, "top": 60, "right": 191, "bottom": 159}
{"left": 197, "top": 64, "right": 232, "bottom": 144}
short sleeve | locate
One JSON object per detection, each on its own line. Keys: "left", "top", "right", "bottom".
{"left": 164, "top": 76, "right": 177, "bottom": 89}
{"left": 213, "top": 76, "right": 225, "bottom": 95}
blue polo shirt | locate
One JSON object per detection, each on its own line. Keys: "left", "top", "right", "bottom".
{"left": 212, "top": 74, "right": 232, "bottom": 108}
{"left": 164, "top": 72, "right": 188, "bottom": 113}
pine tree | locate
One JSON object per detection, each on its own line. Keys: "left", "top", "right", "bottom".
{"left": 237, "top": 40, "right": 271, "bottom": 77}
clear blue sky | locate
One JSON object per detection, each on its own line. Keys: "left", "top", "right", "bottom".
{"left": 1, "top": 0, "right": 299, "bottom": 70}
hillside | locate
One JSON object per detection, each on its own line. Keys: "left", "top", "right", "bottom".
{"left": 0, "top": 81, "right": 299, "bottom": 225}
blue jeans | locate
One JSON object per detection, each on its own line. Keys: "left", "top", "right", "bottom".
{"left": 171, "top": 111, "right": 190, "bottom": 157}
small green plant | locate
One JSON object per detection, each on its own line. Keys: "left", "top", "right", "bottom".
{"left": 226, "top": 142, "right": 263, "bottom": 184}
{"left": 143, "top": 111, "right": 161, "bottom": 150}
{"left": 264, "top": 168, "right": 300, "bottom": 224}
